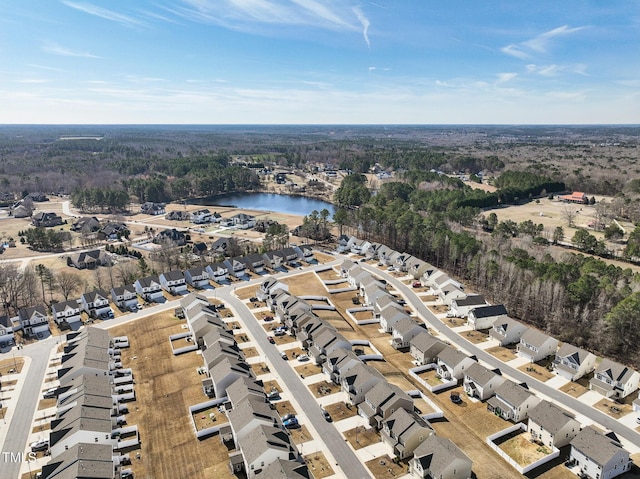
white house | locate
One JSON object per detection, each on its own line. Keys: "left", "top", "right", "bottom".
{"left": 0, "top": 315, "right": 15, "bottom": 347}
{"left": 489, "top": 317, "right": 528, "bottom": 346}
{"left": 111, "top": 284, "right": 139, "bottom": 311}
{"left": 381, "top": 408, "right": 434, "bottom": 460}
{"left": 553, "top": 343, "right": 597, "bottom": 381}
{"left": 589, "top": 359, "right": 640, "bottom": 399}
{"left": 570, "top": 427, "right": 631, "bottom": 479}
{"left": 487, "top": 380, "right": 540, "bottom": 423}
{"left": 467, "top": 304, "right": 508, "bottom": 330}
{"left": 391, "top": 318, "right": 425, "bottom": 351}
{"left": 160, "top": 270, "right": 188, "bottom": 295}
{"left": 463, "top": 362, "right": 505, "bottom": 401}
{"left": 206, "top": 263, "right": 229, "bottom": 283}
{"left": 80, "top": 290, "right": 113, "bottom": 319}
{"left": 410, "top": 332, "right": 448, "bottom": 366}
{"left": 237, "top": 424, "right": 298, "bottom": 478}
{"left": 224, "top": 258, "right": 247, "bottom": 279}
{"left": 436, "top": 347, "right": 476, "bottom": 381}
{"left": 517, "top": 329, "right": 559, "bottom": 363}
{"left": 134, "top": 275, "right": 164, "bottom": 302}
{"left": 527, "top": 400, "right": 580, "bottom": 448}
{"left": 410, "top": 435, "right": 472, "bottom": 479}
{"left": 449, "top": 295, "right": 487, "bottom": 318}
{"left": 184, "top": 267, "right": 210, "bottom": 289}
{"left": 51, "top": 300, "right": 83, "bottom": 329}
{"left": 18, "top": 305, "right": 50, "bottom": 338}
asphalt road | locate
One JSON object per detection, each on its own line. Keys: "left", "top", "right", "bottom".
{"left": 362, "top": 263, "right": 640, "bottom": 448}
{"left": 1, "top": 337, "right": 53, "bottom": 479}
{"left": 217, "top": 287, "right": 373, "bottom": 479}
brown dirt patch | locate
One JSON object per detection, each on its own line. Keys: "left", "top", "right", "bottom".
{"left": 486, "top": 346, "right": 518, "bottom": 362}
{"left": 0, "top": 357, "right": 25, "bottom": 374}
{"left": 234, "top": 284, "right": 257, "bottom": 300}
{"left": 240, "top": 346, "right": 259, "bottom": 359}
{"left": 497, "top": 431, "right": 553, "bottom": 466}
{"left": 283, "top": 272, "right": 325, "bottom": 296}
{"left": 304, "top": 452, "right": 335, "bottom": 479}
{"left": 250, "top": 361, "right": 271, "bottom": 376}
{"left": 593, "top": 398, "right": 633, "bottom": 418}
{"left": 364, "top": 455, "right": 408, "bottom": 479}
{"left": 352, "top": 310, "right": 375, "bottom": 321}
{"left": 421, "top": 295, "right": 439, "bottom": 302}
{"left": 262, "top": 379, "right": 282, "bottom": 393}
{"left": 558, "top": 380, "right": 589, "bottom": 398}
{"left": 343, "top": 426, "right": 381, "bottom": 450}
{"left": 518, "top": 362, "right": 555, "bottom": 382}
{"left": 37, "top": 398, "right": 57, "bottom": 410}
{"left": 462, "top": 329, "right": 489, "bottom": 344}
{"left": 274, "top": 400, "right": 297, "bottom": 418}
{"left": 295, "top": 363, "right": 322, "bottom": 377}
{"left": 442, "top": 316, "right": 467, "bottom": 327}
{"left": 308, "top": 380, "right": 340, "bottom": 398}
{"left": 289, "top": 424, "right": 312, "bottom": 445}
{"left": 108, "top": 312, "right": 236, "bottom": 479}
{"left": 316, "top": 269, "right": 340, "bottom": 281}
{"left": 324, "top": 401, "right": 358, "bottom": 421}
{"left": 192, "top": 406, "right": 229, "bottom": 431}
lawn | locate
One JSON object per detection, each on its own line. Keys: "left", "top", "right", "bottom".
{"left": 486, "top": 346, "right": 518, "bottom": 362}
{"left": 497, "top": 431, "right": 552, "bottom": 466}
{"left": 324, "top": 401, "right": 358, "bottom": 421}
{"left": 308, "top": 380, "right": 340, "bottom": 398}
{"left": 518, "top": 362, "right": 555, "bottom": 382}
{"left": 364, "top": 455, "right": 408, "bottom": 479}
{"left": 343, "top": 425, "right": 381, "bottom": 450}
{"left": 108, "top": 311, "right": 237, "bottom": 479}
{"left": 304, "top": 452, "right": 335, "bottom": 479}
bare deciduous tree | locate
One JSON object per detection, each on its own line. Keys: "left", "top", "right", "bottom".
{"left": 57, "top": 271, "right": 82, "bottom": 301}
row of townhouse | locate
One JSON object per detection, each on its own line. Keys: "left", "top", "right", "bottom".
{"left": 41, "top": 327, "right": 137, "bottom": 479}
{"left": 259, "top": 279, "right": 473, "bottom": 479}
{"left": 349, "top": 235, "right": 640, "bottom": 403}
{"left": 179, "top": 293, "right": 309, "bottom": 478}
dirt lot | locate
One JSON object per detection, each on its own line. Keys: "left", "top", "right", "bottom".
{"left": 593, "top": 398, "right": 634, "bottom": 418}
{"left": 495, "top": 431, "right": 552, "bottom": 466}
{"left": 518, "top": 362, "right": 555, "bottom": 382}
{"left": 262, "top": 379, "right": 282, "bottom": 393}
{"left": 343, "top": 425, "right": 381, "bottom": 450}
{"left": 486, "top": 346, "right": 518, "bottom": 362}
{"left": 286, "top": 272, "right": 328, "bottom": 296}
{"left": 308, "top": 380, "right": 340, "bottom": 398}
{"left": 461, "top": 329, "right": 489, "bottom": 344}
{"left": 109, "top": 311, "right": 236, "bottom": 479}
{"left": 192, "top": 406, "right": 229, "bottom": 431}
{"left": 295, "top": 362, "right": 322, "bottom": 377}
{"left": 364, "top": 455, "right": 408, "bottom": 479}
{"left": 288, "top": 424, "right": 312, "bottom": 445}
{"left": 324, "top": 401, "right": 358, "bottom": 421}
{"left": 558, "top": 380, "right": 590, "bottom": 398}
{"left": 274, "top": 400, "right": 297, "bottom": 418}
{"left": 0, "top": 356, "right": 25, "bottom": 374}
{"left": 442, "top": 316, "right": 466, "bottom": 327}
{"left": 304, "top": 452, "right": 335, "bottom": 479}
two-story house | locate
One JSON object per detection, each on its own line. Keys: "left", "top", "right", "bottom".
{"left": 32, "top": 211, "right": 63, "bottom": 227}
{"left": 487, "top": 380, "right": 540, "bottom": 423}
{"left": 184, "top": 266, "right": 210, "bottom": 289}
{"left": 517, "top": 329, "right": 559, "bottom": 363}
{"left": 391, "top": 317, "right": 425, "bottom": 351}
{"left": 463, "top": 362, "right": 506, "bottom": 401}
{"left": 410, "top": 435, "right": 473, "bottom": 479}
{"left": 341, "top": 362, "right": 385, "bottom": 406}
{"left": 589, "top": 359, "right": 640, "bottom": 399}
{"left": 81, "top": 290, "right": 113, "bottom": 319}
{"left": 134, "top": 275, "right": 165, "bottom": 303}
{"left": 410, "top": 332, "right": 448, "bottom": 366}
{"left": 358, "top": 381, "right": 413, "bottom": 429}
{"left": 18, "top": 305, "right": 50, "bottom": 338}
{"left": 449, "top": 295, "right": 487, "bottom": 318}
{"left": 206, "top": 262, "right": 229, "bottom": 283}
{"left": 489, "top": 317, "right": 529, "bottom": 346}
{"left": 467, "top": 304, "right": 508, "bottom": 331}
{"left": 0, "top": 315, "right": 15, "bottom": 348}
{"left": 51, "top": 300, "right": 83, "bottom": 329}
{"left": 224, "top": 258, "right": 247, "bottom": 279}
{"left": 110, "top": 284, "right": 139, "bottom": 312}
{"left": 436, "top": 347, "right": 476, "bottom": 381}
{"left": 569, "top": 427, "right": 631, "bottom": 479}
{"left": 553, "top": 343, "right": 597, "bottom": 381}
{"left": 160, "top": 270, "right": 188, "bottom": 295}
{"left": 527, "top": 400, "right": 580, "bottom": 448}
{"left": 381, "top": 408, "right": 434, "bottom": 460}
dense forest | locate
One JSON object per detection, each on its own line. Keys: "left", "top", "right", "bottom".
{"left": 336, "top": 171, "right": 640, "bottom": 367}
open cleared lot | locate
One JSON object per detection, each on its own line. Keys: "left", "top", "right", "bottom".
{"left": 365, "top": 455, "right": 408, "bottom": 479}
{"left": 518, "top": 362, "right": 555, "bottom": 382}
{"left": 0, "top": 357, "right": 25, "bottom": 374}
{"left": 109, "top": 311, "right": 236, "bottom": 479}
{"left": 262, "top": 379, "right": 282, "bottom": 393}
{"left": 343, "top": 426, "right": 381, "bottom": 450}
{"left": 495, "top": 431, "right": 552, "bottom": 466}
{"left": 324, "top": 401, "right": 358, "bottom": 421}
{"left": 304, "top": 452, "right": 335, "bottom": 479}
{"left": 442, "top": 316, "right": 466, "bottom": 327}
{"left": 274, "top": 400, "right": 297, "bottom": 418}
{"left": 486, "top": 346, "right": 518, "bottom": 362}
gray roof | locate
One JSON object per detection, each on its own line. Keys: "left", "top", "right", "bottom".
{"left": 571, "top": 426, "right": 628, "bottom": 466}
{"left": 495, "top": 380, "right": 535, "bottom": 407}
{"left": 259, "top": 458, "right": 310, "bottom": 479}
{"left": 493, "top": 317, "right": 527, "bottom": 334}
{"left": 136, "top": 275, "right": 160, "bottom": 288}
{"left": 240, "top": 424, "right": 295, "bottom": 466}
{"left": 520, "top": 328, "right": 555, "bottom": 347}
{"left": 528, "top": 400, "right": 577, "bottom": 434}
{"left": 82, "top": 289, "right": 109, "bottom": 304}
{"left": 41, "top": 443, "right": 114, "bottom": 479}
{"left": 594, "top": 358, "right": 638, "bottom": 383}
{"left": 556, "top": 343, "right": 593, "bottom": 365}
{"left": 394, "top": 317, "right": 424, "bottom": 336}
{"left": 161, "top": 270, "right": 185, "bottom": 281}
{"left": 410, "top": 332, "right": 447, "bottom": 356}
{"left": 51, "top": 300, "right": 80, "bottom": 315}
{"left": 50, "top": 405, "right": 112, "bottom": 447}
{"left": 226, "top": 376, "right": 266, "bottom": 406}
{"left": 413, "top": 435, "right": 471, "bottom": 476}
{"left": 111, "top": 284, "right": 136, "bottom": 296}
{"left": 464, "top": 362, "right": 499, "bottom": 387}
{"left": 384, "top": 408, "right": 432, "bottom": 443}
{"left": 228, "top": 395, "right": 279, "bottom": 433}
{"left": 437, "top": 346, "right": 472, "bottom": 368}
{"left": 453, "top": 295, "right": 486, "bottom": 307}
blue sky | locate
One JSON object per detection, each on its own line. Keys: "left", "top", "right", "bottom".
{"left": 1, "top": 0, "right": 638, "bottom": 124}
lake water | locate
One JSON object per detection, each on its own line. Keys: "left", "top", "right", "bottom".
{"left": 192, "top": 192, "right": 336, "bottom": 217}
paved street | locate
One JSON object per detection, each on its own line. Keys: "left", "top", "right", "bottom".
{"left": 362, "top": 263, "right": 640, "bottom": 450}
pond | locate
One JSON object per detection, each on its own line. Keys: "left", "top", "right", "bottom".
{"left": 190, "top": 192, "right": 336, "bottom": 217}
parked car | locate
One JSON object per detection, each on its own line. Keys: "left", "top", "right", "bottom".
{"left": 450, "top": 392, "right": 462, "bottom": 404}
{"left": 281, "top": 413, "right": 296, "bottom": 422}
{"left": 274, "top": 330, "right": 285, "bottom": 337}
{"left": 43, "top": 388, "right": 57, "bottom": 399}
{"left": 296, "top": 354, "right": 309, "bottom": 362}
{"left": 263, "top": 315, "right": 274, "bottom": 322}
{"left": 351, "top": 297, "right": 360, "bottom": 305}
{"left": 121, "top": 470, "right": 134, "bottom": 479}
{"left": 267, "top": 391, "right": 280, "bottom": 401}
{"left": 249, "top": 297, "right": 259, "bottom": 302}
{"left": 267, "top": 336, "right": 275, "bottom": 344}
{"left": 30, "top": 439, "right": 49, "bottom": 452}
{"left": 321, "top": 409, "right": 332, "bottom": 422}
{"left": 412, "top": 281, "right": 422, "bottom": 288}
{"left": 280, "top": 351, "right": 288, "bottom": 360}
{"left": 283, "top": 417, "right": 299, "bottom": 429}
{"left": 397, "top": 299, "right": 406, "bottom": 306}
{"left": 387, "top": 266, "right": 395, "bottom": 271}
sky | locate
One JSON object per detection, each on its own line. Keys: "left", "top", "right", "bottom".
{"left": 1, "top": 0, "right": 638, "bottom": 124}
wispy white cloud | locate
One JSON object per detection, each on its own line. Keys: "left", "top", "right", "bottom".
{"left": 42, "top": 41, "right": 101, "bottom": 58}
{"left": 502, "top": 25, "right": 586, "bottom": 60}
{"left": 523, "top": 25, "right": 586, "bottom": 53}
{"left": 352, "top": 6, "right": 370, "bottom": 48}
{"left": 526, "top": 63, "right": 589, "bottom": 77}
{"left": 17, "top": 79, "right": 51, "bottom": 84}
{"left": 496, "top": 72, "right": 517, "bottom": 84}
{"left": 62, "top": 1, "right": 143, "bottom": 27}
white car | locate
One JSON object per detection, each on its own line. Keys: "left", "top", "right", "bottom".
{"left": 297, "top": 354, "right": 309, "bottom": 362}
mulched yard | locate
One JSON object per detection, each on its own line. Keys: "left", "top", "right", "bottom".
{"left": 364, "top": 455, "right": 408, "bottom": 479}
{"left": 308, "top": 380, "right": 340, "bottom": 398}
{"left": 517, "top": 362, "right": 555, "bottom": 382}
{"left": 324, "top": 401, "right": 358, "bottom": 421}
{"left": 486, "top": 346, "right": 518, "bottom": 362}
{"left": 343, "top": 426, "right": 381, "bottom": 450}
{"left": 304, "top": 452, "right": 335, "bottom": 479}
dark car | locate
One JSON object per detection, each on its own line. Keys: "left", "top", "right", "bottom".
{"left": 267, "top": 336, "right": 275, "bottom": 344}
{"left": 321, "top": 409, "right": 332, "bottom": 422}
{"left": 450, "top": 392, "right": 462, "bottom": 404}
